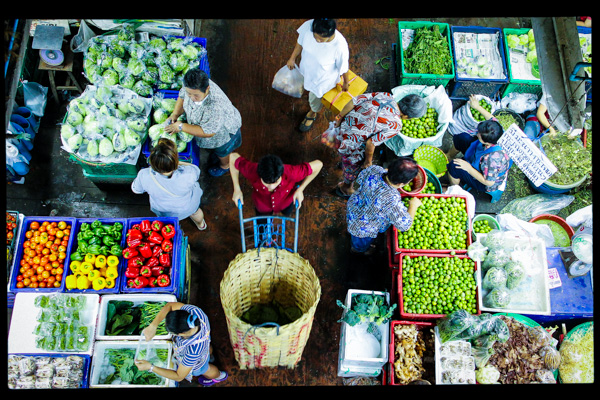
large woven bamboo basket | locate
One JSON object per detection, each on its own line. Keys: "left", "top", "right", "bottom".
{"left": 220, "top": 248, "right": 321, "bottom": 369}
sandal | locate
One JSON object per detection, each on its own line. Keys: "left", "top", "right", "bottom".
{"left": 299, "top": 114, "right": 317, "bottom": 132}
{"left": 208, "top": 166, "right": 230, "bottom": 177}
{"left": 334, "top": 186, "right": 351, "bottom": 199}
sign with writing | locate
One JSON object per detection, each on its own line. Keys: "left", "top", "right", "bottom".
{"left": 497, "top": 124, "right": 557, "bottom": 187}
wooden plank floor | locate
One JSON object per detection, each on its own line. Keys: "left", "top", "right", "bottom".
{"left": 6, "top": 18, "right": 530, "bottom": 388}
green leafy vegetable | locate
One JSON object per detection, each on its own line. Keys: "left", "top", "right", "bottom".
{"left": 337, "top": 292, "right": 396, "bottom": 326}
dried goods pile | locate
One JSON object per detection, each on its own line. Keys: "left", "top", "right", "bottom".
{"left": 392, "top": 324, "right": 435, "bottom": 384}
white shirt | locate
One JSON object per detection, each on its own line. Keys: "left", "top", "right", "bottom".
{"left": 296, "top": 20, "right": 349, "bottom": 98}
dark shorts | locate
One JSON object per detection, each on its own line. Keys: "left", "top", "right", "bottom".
{"left": 446, "top": 133, "right": 488, "bottom": 192}
{"left": 213, "top": 128, "right": 242, "bottom": 158}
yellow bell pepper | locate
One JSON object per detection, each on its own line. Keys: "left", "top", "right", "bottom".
{"left": 105, "top": 277, "right": 116, "bottom": 289}
{"left": 65, "top": 274, "right": 78, "bottom": 290}
{"left": 84, "top": 254, "right": 96, "bottom": 264}
{"left": 88, "top": 269, "right": 101, "bottom": 281}
{"left": 79, "top": 261, "right": 94, "bottom": 274}
{"left": 106, "top": 266, "right": 119, "bottom": 280}
{"left": 106, "top": 255, "right": 120, "bottom": 269}
{"left": 76, "top": 275, "right": 91, "bottom": 290}
{"left": 92, "top": 277, "right": 107, "bottom": 290}
{"left": 95, "top": 254, "right": 107, "bottom": 269}
{"left": 69, "top": 260, "right": 82, "bottom": 274}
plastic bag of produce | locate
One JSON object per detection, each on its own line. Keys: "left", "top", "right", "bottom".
{"left": 482, "top": 267, "right": 507, "bottom": 291}
{"left": 481, "top": 247, "right": 511, "bottom": 273}
{"left": 448, "top": 95, "right": 497, "bottom": 136}
{"left": 503, "top": 260, "right": 525, "bottom": 289}
{"left": 496, "top": 213, "right": 555, "bottom": 247}
{"left": 483, "top": 287, "right": 511, "bottom": 308}
{"left": 272, "top": 65, "right": 304, "bottom": 98}
{"left": 498, "top": 193, "right": 574, "bottom": 221}
{"left": 437, "top": 309, "right": 479, "bottom": 343}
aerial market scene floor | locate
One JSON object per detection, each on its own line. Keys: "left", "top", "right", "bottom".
{"left": 5, "top": 17, "right": 592, "bottom": 389}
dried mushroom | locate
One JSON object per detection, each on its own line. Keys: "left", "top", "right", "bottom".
{"left": 393, "top": 324, "right": 434, "bottom": 384}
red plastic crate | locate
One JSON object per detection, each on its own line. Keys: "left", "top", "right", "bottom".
{"left": 388, "top": 320, "right": 435, "bottom": 385}
{"left": 396, "top": 252, "right": 481, "bottom": 320}
{"left": 393, "top": 193, "right": 472, "bottom": 256}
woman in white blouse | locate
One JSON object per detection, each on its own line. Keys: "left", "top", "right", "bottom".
{"left": 286, "top": 19, "right": 350, "bottom": 132}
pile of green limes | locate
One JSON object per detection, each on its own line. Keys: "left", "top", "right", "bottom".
{"left": 401, "top": 106, "right": 439, "bottom": 139}
{"left": 401, "top": 254, "right": 478, "bottom": 315}
{"left": 473, "top": 219, "right": 493, "bottom": 234}
{"left": 471, "top": 99, "right": 492, "bottom": 122}
{"left": 398, "top": 196, "right": 469, "bottom": 250}
{"left": 403, "top": 181, "right": 436, "bottom": 194}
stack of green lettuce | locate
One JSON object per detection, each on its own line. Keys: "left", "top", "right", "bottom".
{"left": 147, "top": 93, "right": 195, "bottom": 153}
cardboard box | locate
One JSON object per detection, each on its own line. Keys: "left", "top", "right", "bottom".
{"left": 321, "top": 70, "right": 368, "bottom": 114}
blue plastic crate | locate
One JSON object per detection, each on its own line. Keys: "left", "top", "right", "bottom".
{"left": 8, "top": 353, "right": 92, "bottom": 388}
{"left": 64, "top": 218, "right": 127, "bottom": 294}
{"left": 449, "top": 26, "right": 509, "bottom": 99}
{"left": 8, "top": 216, "right": 77, "bottom": 294}
{"left": 120, "top": 217, "right": 181, "bottom": 294}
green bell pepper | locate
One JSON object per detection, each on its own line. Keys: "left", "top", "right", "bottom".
{"left": 102, "top": 235, "right": 115, "bottom": 246}
{"left": 112, "top": 231, "right": 122, "bottom": 241}
{"left": 80, "top": 222, "right": 91, "bottom": 232}
{"left": 77, "top": 241, "right": 88, "bottom": 254}
{"left": 82, "top": 230, "right": 94, "bottom": 240}
{"left": 88, "top": 236, "right": 101, "bottom": 246}
{"left": 70, "top": 251, "right": 84, "bottom": 261}
{"left": 109, "top": 244, "right": 123, "bottom": 256}
{"left": 99, "top": 245, "right": 109, "bottom": 256}
{"left": 87, "top": 244, "right": 102, "bottom": 255}
{"left": 91, "top": 220, "right": 102, "bottom": 229}
{"left": 93, "top": 227, "right": 105, "bottom": 237}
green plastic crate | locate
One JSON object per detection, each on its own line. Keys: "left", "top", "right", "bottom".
{"left": 501, "top": 28, "right": 542, "bottom": 97}
{"left": 70, "top": 153, "right": 142, "bottom": 177}
{"left": 397, "top": 21, "right": 455, "bottom": 87}
{"left": 82, "top": 169, "right": 138, "bottom": 184}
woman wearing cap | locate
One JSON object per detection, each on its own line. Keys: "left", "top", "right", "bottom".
{"left": 334, "top": 92, "right": 427, "bottom": 198}
{"left": 135, "top": 302, "right": 228, "bottom": 386}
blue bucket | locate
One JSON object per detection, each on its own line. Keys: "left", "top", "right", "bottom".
{"left": 8, "top": 139, "right": 32, "bottom": 162}
{"left": 10, "top": 114, "right": 36, "bottom": 138}
{"left": 14, "top": 106, "right": 39, "bottom": 132}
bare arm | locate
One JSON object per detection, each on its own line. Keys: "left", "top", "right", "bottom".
{"left": 229, "top": 153, "right": 244, "bottom": 206}
{"left": 293, "top": 160, "right": 323, "bottom": 207}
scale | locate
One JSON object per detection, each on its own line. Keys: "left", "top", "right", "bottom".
{"left": 32, "top": 25, "right": 66, "bottom": 66}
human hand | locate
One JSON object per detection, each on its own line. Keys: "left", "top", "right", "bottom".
{"left": 232, "top": 189, "right": 244, "bottom": 206}
{"left": 292, "top": 189, "right": 304, "bottom": 208}
{"left": 286, "top": 59, "right": 296, "bottom": 70}
{"left": 452, "top": 158, "right": 472, "bottom": 172}
{"left": 408, "top": 196, "right": 422, "bottom": 208}
{"left": 134, "top": 359, "right": 152, "bottom": 371}
{"left": 142, "top": 325, "right": 157, "bottom": 342}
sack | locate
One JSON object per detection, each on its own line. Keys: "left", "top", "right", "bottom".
{"left": 448, "top": 95, "right": 497, "bottom": 136}
{"left": 70, "top": 19, "right": 96, "bottom": 53}
{"left": 321, "top": 121, "right": 341, "bottom": 149}
{"left": 272, "top": 65, "right": 304, "bottom": 98}
{"left": 22, "top": 80, "right": 48, "bottom": 117}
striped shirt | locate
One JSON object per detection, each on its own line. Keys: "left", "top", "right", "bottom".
{"left": 346, "top": 165, "right": 413, "bottom": 238}
{"left": 173, "top": 304, "right": 211, "bottom": 381}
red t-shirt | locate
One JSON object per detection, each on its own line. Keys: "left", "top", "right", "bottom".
{"left": 235, "top": 156, "right": 313, "bottom": 213}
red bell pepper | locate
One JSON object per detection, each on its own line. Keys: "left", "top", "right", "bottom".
{"left": 127, "top": 256, "right": 144, "bottom": 268}
{"left": 125, "top": 266, "right": 140, "bottom": 278}
{"left": 148, "top": 276, "right": 158, "bottom": 287}
{"left": 140, "top": 220, "right": 151, "bottom": 233}
{"left": 161, "top": 239, "right": 173, "bottom": 253}
{"left": 122, "top": 246, "right": 139, "bottom": 259}
{"left": 152, "top": 245, "right": 163, "bottom": 257}
{"left": 131, "top": 224, "right": 141, "bottom": 231}
{"left": 148, "top": 231, "right": 164, "bottom": 244}
{"left": 145, "top": 256, "right": 159, "bottom": 268}
{"left": 161, "top": 224, "right": 176, "bottom": 240}
{"left": 140, "top": 265, "right": 152, "bottom": 277}
{"left": 126, "top": 228, "right": 143, "bottom": 247}
{"left": 151, "top": 265, "right": 165, "bottom": 277}
{"left": 159, "top": 252, "right": 171, "bottom": 267}
{"left": 151, "top": 220, "right": 163, "bottom": 232}
{"left": 138, "top": 243, "right": 152, "bottom": 258}
{"left": 132, "top": 276, "right": 149, "bottom": 288}
{"left": 127, "top": 279, "right": 136, "bottom": 288}
{"left": 157, "top": 274, "right": 170, "bottom": 287}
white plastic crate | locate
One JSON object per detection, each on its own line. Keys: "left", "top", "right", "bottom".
{"left": 96, "top": 294, "right": 177, "bottom": 341}
{"left": 89, "top": 340, "right": 176, "bottom": 388}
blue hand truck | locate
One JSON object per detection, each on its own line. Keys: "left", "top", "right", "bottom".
{"left": 238, "top": 199, "right": 300, "bottom": 253}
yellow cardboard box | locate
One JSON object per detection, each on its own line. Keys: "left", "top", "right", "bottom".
{"left": 321, "top": 70, "right": 368, "bottom": 114}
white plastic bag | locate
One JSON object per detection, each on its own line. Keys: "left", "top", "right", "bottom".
{"left": 22, "top": 80, "right": 48, "bottom": 117}
{"left": 321, "top": 121, "right": 341, "bottom": 149}
{"left": 272, "top": 65, "right": 304, "bottom": 98}
{"left": 495, "top": 213, "right": 555, "bottom": 248}
{"left": 70, "top": 19, "right": 95, "bottom": 53}
{"left": 445, "top": 184, "right": 476, "bottom": 220}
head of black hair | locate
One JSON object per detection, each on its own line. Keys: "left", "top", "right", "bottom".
{"left": 257, "top": 154, "right": 285, "bottom": 184}
{"left": 477, "top": 119, "right": 504, "bottom": 144}
{"left": 165, "top": 310, "right": 198, "bottom": 335}
{"left": 312, "top": 19, "right": 336, "bottom": 37}
{"left": 398, "top": 94, "right": 427, "bottom": 119}
{"left": 386, "top": 156, "right": 419, "bottom": 185}
{"left": 183, "top": 68, "right": 210, "bottom": 92}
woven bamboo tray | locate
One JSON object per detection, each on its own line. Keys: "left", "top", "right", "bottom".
{"left": 220, "top": 248, "right": 321, "bottom": 369}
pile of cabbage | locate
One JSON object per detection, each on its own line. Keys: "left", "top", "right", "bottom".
{"left": 83, "top": 23, "right": 207, "bottom": 97}
{"left": 60, "top": 84, "right": 151, "bottom": 164}
{"left": 147, "top": 93, "right": 195, "bottom": 153}
{"left": 506, "top": 29, "right": 538, "bottom": 79}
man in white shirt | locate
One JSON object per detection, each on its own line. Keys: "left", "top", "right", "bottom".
{"left": 286, "top": 19, "right": 350, "bottom": 132}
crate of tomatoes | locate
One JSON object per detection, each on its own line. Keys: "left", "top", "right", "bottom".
{"left": 10, "top": 217, "right": 77, "bottom": 292}
{"left": 119, "top": 217, "right": 180, "bottom": 294}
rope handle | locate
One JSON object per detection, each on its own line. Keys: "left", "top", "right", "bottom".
{"left": 243, "top": 322, "right": 281, "bottom": 343}
{"left": 327, "top": 75, "right": 359, "bottom": 110}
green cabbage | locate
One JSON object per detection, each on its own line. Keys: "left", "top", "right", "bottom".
{"left": 61, "top": 124, "right": 76, "bottom": 140}
{"left": 169, "top": 52, "right": 187, "bottom": 72}
{"left": 148, "top": 124, "right": 164, "bottom": 141}
{"left": 507, "top": 34, "right": 520, "bottom": 49}
{"left": 102, "top": 69, "right": 119, "bottom": 86}
{"left": 87, "top": 139, "right": 99, "bottom": 157}
{"left": 119, "top": 73, "right": 135, "bottom": 89}
{"left": 177, "top": 140, "right": 187, "bottom": 152}
{"left": 177, "top": 130, "right": 194, "bottom": 143}
{"left": 109, "top": 43, "right": 126, "bottom": 58}
{"left": 98, "top": 137, "right": 114, "bottom": 157}
{"left": 153, "top": 109, "right": 169, "bottom": 124}
{"left": 133, "top": 81, "right": 152, "bottom": 97}
{"left": 128, "top": 58, "right": 146, "bottom": 77}
{"left": 148, "top": 37, "right": 167, "bottom": 52}
{"left": 127, "top": 117, "right": 147, "bottom": 132}
{"left": 518, "top": 34, "right": 529, "bottom": 46}
{"left": 112, "top": 57, "right": 128, "bottom": 74}
{"left": 124, "top": 128, "right": 142, "bottom": 147}
{"left": 67, "top": 111, "right": 84, "bottom": 126}
{"left": 67, "top": 134, "right": 83, "bottom": 151}
{"left": 182, "top": 44, "right": 199, "bottom": 60}
{"left": 112, "top": 132, "right": 127, "bottom": 152}
{"left": 527, "top": 29, "right": 535, "bottom": 43}
{"left": 128, "top": 98, "right": 146, "bottom": 114}
{"left": 159, "top": 65, "right": 175, "bottom": 83}
{"left": 526, "top": 50, "right": 537, "bottom": 64}
{"left": 167, "top": 38, "right": 185, "bottom": 51}
{"left": 160, "top": 98, "right": 177, "bottom": 113}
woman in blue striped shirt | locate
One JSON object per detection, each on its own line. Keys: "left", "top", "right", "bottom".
{"left": 346, "top": 157, "right": 422, "bottom": 255}
{"left": 136, "top": 302, "right": 228, "bottom": 386}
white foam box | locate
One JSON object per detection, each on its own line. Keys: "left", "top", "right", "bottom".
{"left": 89, "top": 340, "right": 176, "bottom": 388}
{"left": 8, "top": 292, "right": 99, "bottom": 355}
{"left": 337, "top": 289, "right": 390, "bottom": 375}
{"left": 96, "top": 293, "right": 177, "bottom": 340}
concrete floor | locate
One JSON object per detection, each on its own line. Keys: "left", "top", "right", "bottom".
{"left": 7, "top": 17, "right": 558, "bottom": 388}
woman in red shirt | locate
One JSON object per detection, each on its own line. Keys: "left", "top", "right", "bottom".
{"left": 229, "top": 152, "right": 323, "bottom": 216}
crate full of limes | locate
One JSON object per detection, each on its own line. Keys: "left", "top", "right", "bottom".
{"left": 398, "top": 252, "right": 480, "bottom": 319}
{"left": 393, "top": 194, "right": 471, "bottom": 254}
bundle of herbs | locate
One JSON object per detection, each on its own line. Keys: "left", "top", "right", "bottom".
{"left": 404, "top": 25, "right": 453, "bottom": 75}
{"left": 105, "top": 300, "right": 168, "bottom": 336}
{"left": 99, "top": 347, "right": 169, "bottom": 386}
{"left": 541, "top": 134, "right": 591, "bottom": 186}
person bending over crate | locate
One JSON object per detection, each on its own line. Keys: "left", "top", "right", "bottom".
{"left": 230, "top": 152, "right": 322, "bottom": 216}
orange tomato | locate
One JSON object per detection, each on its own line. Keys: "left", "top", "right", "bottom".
{"left": 41, "top": 270, "right": 50, "bottom": 279}
{"left": 36, "top": 266, "right": 45, "bottom": 275}
{"left": 58, "top": 245, "right": 67, "bottom": 253}
{"left": 56, "top": 230, "right": 64, "bottom": 239}
{"left": 38, "top": 225, "right": 46, "bottom": 232}
{"left": 47, "top": 276, "right": 56, "bottom": 285}
{"left": 16, "top": 282, "right": 24, "bottom": 289}
{"left": 32, "top": 256, "right": 41, "bottom": 265}
{"left": 53, "top": 280, "right": 61, "bottom": 288}
{"left": 55, "top": 274, "right": 62, "bottom": 282}
{"left": 58, "top": 221, "right": 67, "bottom": 230}
{"left": 58, "top": 252, "right": 66, "bottom": 260}
{"left": 23, "top": 278, "right": 31, "bottom": 286}
{"left": 60, "top": 240, "right": 68, "bottom": 248}
{"left": 25, "top": 230, "right": 33, "bottom": 239}
{"left": 30, "top": 282, "right": 38, "bottom": 288}
{"left": 38, "top": 282, "right": 47, "bottom": 288}
{"left": 48, "top": 254, "right": 57, "bottom": 262}
{"left": 51, "top": 261, "right": 60, "bottom": 269}
{"left": 55, "top": 267, "right": 64, "bottom": 275}
{"left": 30, "top": 221, "right": 40, "bottom": 230}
